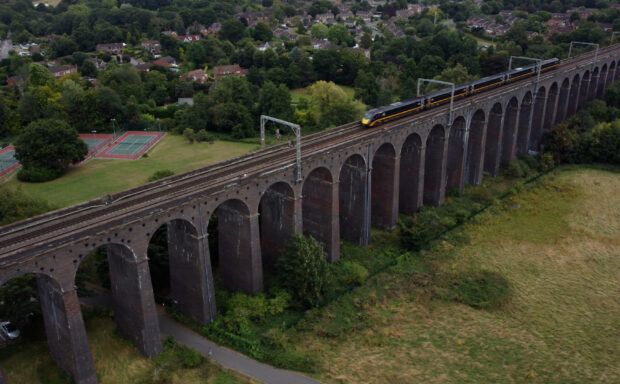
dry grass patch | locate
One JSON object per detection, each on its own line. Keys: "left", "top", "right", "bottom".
{"left": 292, "top": 166, "right": 619, "bottom": 384}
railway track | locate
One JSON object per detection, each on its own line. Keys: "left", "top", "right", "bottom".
{"left": 1, "top": 45, "right": 618, "bottom": 260}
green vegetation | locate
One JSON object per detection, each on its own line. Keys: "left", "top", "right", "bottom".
{"left": 277, "top": 234, "right": 330, "bottom": 309}
{"left": 288, "top": 166, "right": 620, "bottom": 383}
{"left": 0, "top": 188, "right": 53, "bottom": 225}
{"left": 0, "top": 313, "right": 251, "bottom": 384}
{"left": 14, "top": 119, "right": 87, "bottom": 182}
{"left": 0, "top": 136, "right": 256, "bottom": 208}
{"left": 548, "top": 88, "right": 620, "bottom": 165}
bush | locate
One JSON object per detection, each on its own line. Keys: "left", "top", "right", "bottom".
{"left": 582, "top": 121, "right": 620, "bottom": 164}
{"left": 443, "top": 270, "right": 511, "bottom": 309}
{"left": 399, "top": 209, "right": 446, "bottom": 252}
{"left": 196, "top": 129, "right": 214, "bottom": 142}
{"left": 337, "top": 261, "right": 369, "bottom": 286}
{"left": 183, "top": 127, "right": 196, "bottom": 143}
{"left": 17, "top": 166, "right": 62, "bottom": 182}
{"left": 148, "top": 169, "right": 175, "bottom": 182}
{"left": 277, "top": 234, "right": 329, "bottom": 309}
{"left": 504, "top": 160, "right": 531, "bottom": 179}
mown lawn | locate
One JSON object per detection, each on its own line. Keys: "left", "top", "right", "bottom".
{"left": 0, "top": 135, "right": 257, "bottom": 208}
{"left": 0, "top": 314, "right": 251, "bottom": 384}
{"left": 287, "top": 166, "right": 619, "bottom": 383}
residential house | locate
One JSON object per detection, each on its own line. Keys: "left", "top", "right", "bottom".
{"left": 175, "top": 34, "right": 201, "bottom": 43}
{"left": 49, "top": 65, "right": 77, "bottom": 78}
{"left": 141, "top": 40, "right": 161, "bottom": 56}
{"left": 212, "top": 64, "right": 248, "bottom": 80}
{"left": 316, "top": 13, "right": 335, "bottom": 24}
{"left": 338, "top": 11, "right": 354, "bottom": 20}
{"left": 312, "top": 38, "right": 331, "bottom": 50}
{"left": 208, "top": 22, "right": 222, "bottom": 34}
{"left": 356, "top": 11, "right": 373, "bottom": 22}
{"left": 256, "top": 41, "right": 270, "bottom": 51}
{"left": 153, "top": 56, "right": 179, "bottom": 71}
{"left": 385, "top": 21, "right": 404, "bottom": 38}
{"left": 180, "top": 69, "right": 209, "bottom": 84}
{"left": 95, "top": 43, "right": 124, "bottom": 55}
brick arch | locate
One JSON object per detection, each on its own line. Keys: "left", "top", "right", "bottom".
{"left": 556, "top": 77, "right": 571, "bottom": 124}
{"left": 567, "top": 73, "right": 581, "bottom": 117}
{"left": 578, "top": 70, "right": 590, "bottom": 110}
{"left": 423, "top": 124, "right": 446, "bottom": 206}
{"left": 76, "top": 241, "right": 162, "bottom": 358}
{"left": 145, "top": 217, "right": 215, "bottom": 325}
{"left": 501, "top": 97, "right": 519, "bottom": 166}
{"left": 210, "top": 198, "right": 262, "bottom": 294}
{"left": 446, "top": 116, "right": 466, "bottom": 193}
{"left": 339, "top": 154, "right": 369, "bottom": 246}
{"left": 607, "top": 60, "right": 616, "bottom": 89}
{"left": 615, "top": 59, "right": 620, "bottom": 82}
{"left": 516, "top": 91, "right": 533, "bottom": 157}
{"left": 529, "top": 87, "right": 546, "bottom": 152}
{"left": 371, "top": 142, "right": 398, "bottom": 231}
{"left": 302, "top": 166, "right": 338, "bottom": 261}
{"left": 259, "top": 181, "right": 296, "bottom": 267}
{"left": 399, "top": 132, "right": 423, "bottom": 214}
{"left": 484, "top": 102, "right": 503, "bottom": 176}
{"left": 0, "top": 272, "right": 98, "bottom": 384}
{"left": 598, "top": 63, "right": 608, "bottom": 98}
{"left": 589, "top": 67, "right": 599, "bottom": 101}
{"left": 465, "top": 109, "right": 485, "bottom": 185}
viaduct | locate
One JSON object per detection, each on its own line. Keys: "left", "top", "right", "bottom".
{"left": 0, "top": 46, "right": 619, "bottom": 384}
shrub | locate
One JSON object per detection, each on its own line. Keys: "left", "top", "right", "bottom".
{"left": 183, "top": 127, "right": 196, "bottom": 143}
{"left": 337, "top": 261, "right": 369, "bottom": 286}
{"left": 148, "top": 169, "right": 175, "bottom": 182}
{"left": 17, "top": 166, "right": 62, "bottom": 182}
{"left": 443, "top": 270, "right": 511, "bottom": 309}
{"left": 176, "top": 344, "right": 203, "bottom": 368}
{"left": 538, "top": 152, "right": 555, "bottom": 171}
{"left": 277, "top": 234, "right": 329, "bottom": 309}
{"left": 504, "top": 160, "right": 527, "bottom": 178}
{"left": 582, "top": 121, "right": 620, "bottom": 164}
{"left": 196, "top": 129, "right": 214, "bottom": 142}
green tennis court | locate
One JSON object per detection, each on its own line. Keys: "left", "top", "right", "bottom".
{"left": 0, "top": 149, "right": 17, "bottom": 170}
{"left": 107, "top": 134, "right": 156, "bottom": 155}
{"left": 83, "top": 138, "right": 105, "bottom": 150}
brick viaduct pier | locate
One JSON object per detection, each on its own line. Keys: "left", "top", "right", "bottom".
{"left": 0, "top": 46, "right": 619, "bottom": 383}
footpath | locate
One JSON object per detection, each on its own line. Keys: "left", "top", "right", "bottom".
{"left": 80, "top": 295, "right": 321, "bottom": 384}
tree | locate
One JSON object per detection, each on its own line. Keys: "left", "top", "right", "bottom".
{"left": 50, "top": 34, "right": 77, "bottom": 58}
{"left": 14, "top": 119, "right": 88, "bottom": 180}
{"left": 252, "top": 22, "right": 272, "bottom": 42}
{"left": 277, "top": 234, "right": 329, "bottom": 309}
{"left": 433, "top": 63, "right": 474, "bottom": 86}
{"left": 327, "top": 24, "right": 351, "bottom": 45}
{"left": 258, "top": 81, "right": 294, "bottom": 121}
{"left": 221, "top": 19, "right": 246, "bottom": 43}
{"left": 311, "top": 23, "right": 328, "bottom": 39}
{"left": 28, "top": 63, "right": 55, "bottom": 87}
{"left": 360, "top": 32, "right": 373, "bottom": 49}
{"left": 354, "top": 70, "right": 378, "bottom": 106}
{"left": 308, "top": 80, "right": 348, "bottom": 111}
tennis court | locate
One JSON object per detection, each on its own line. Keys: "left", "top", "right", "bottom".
{"left": 79, "top": 134, "right": 114, "bottom": 159}
{"left": 97, "top": 131, "right": 165, "bottom": 160}
{"left": 0, "top": 146, "right": 20, "bottom": 177}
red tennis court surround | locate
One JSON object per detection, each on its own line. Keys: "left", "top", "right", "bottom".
{"left": 0, "top": 146, "right": 20, "bottom": 178}
{"left": 97, "top": 131, "right": 166, "bottom": 160}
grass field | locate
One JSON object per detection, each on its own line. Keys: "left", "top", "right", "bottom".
{"left": 291, "top": 85, "right": 356, "bottom": 102}
{"left": 0, "top": 315, "right": 251, "bottom": 384}
{"left": 0, "top": 135, "right": 257, "bottom": 208}
{"left": 286, "top": 166, "right": 619, "bottom": 383}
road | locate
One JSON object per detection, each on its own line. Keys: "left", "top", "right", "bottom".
{"left": 79, "top": 295, "right": 321, "bottom": 384}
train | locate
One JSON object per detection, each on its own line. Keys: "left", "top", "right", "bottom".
{"left": 361, "top": 58, "right": 560, "bottom": 127}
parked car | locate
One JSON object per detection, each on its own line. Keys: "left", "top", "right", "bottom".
{"left": 0, "top": 321, "right": 20, "bottom": 342}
